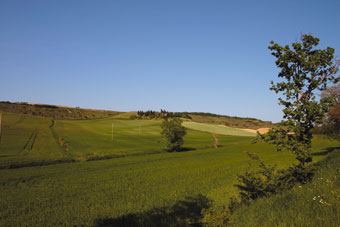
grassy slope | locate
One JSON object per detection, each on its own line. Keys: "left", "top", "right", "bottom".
{"left": 183, "top": 122, "right": 256, "bottom": 137}
{"left": 188, "top": 114, "right": 273, "bottom": 129}
{"left": 111, "top": 111, "right": 137, "bottom": 119}
{"left": 0, "top": 112, "right": 257, "bottom": 168}
{"left": 0, "top": 112, "right": 65, "bottom": 167}
{"left": 0, "top": 112, "right": 166, "bottom": 168}
{"left": 0, "top": 101, "right": 120, "bottom": 120}
{"left": 0, "top": 112, "right": 338, "bottom": 226}
{"left": 54, "top": 118, "right": 164, "bottom": 158}
{"left": 0, "top": 101, "right": 273, "bottom": 129}
{"left": 232, "top": 148, "right": 340, "bottom": 227}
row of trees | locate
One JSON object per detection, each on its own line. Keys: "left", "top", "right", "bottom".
{"left": 137, "top": 110, "right": 190, "bottom": 119}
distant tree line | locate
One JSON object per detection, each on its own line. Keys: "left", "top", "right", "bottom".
{"left": 182, "top": 112, "right": 259, "bottom": 120}
{"left": 136, "top": 110, "right": 191, "bottom": 119}
{"left": 136, "top": 110, "right": 269, "bottom": 121}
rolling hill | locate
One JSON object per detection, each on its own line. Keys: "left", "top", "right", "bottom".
{"left": 0, "top": 102, "right": 338, "bottom": 226}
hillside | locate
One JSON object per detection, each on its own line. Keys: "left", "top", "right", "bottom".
{"left": 136, "top": 110, "right": 274, "bottom": 129}
{"left": 0, "top": 111, "right": 338, "bottom": 226}
{"left": 185, "top": 112, "right": 274, "bottom": 129}
{"left": 0, "top": 101, "right": 121, "bottom": 120}
{"left": 182, "top": 122, "right": 256, "bottom": 137}
{"left": 0, "top": 102, "right": 274, "bottom": 130}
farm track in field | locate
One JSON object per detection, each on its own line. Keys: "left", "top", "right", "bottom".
{"left": 49, "top": 120, "right": 72, "bottom": 158}
{"left": 21, "top": 129, "right": 38, "bottom": 153}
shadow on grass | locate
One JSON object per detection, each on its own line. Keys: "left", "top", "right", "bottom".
{"left": 312, "top": 146, "right": 340, "bottom": 156}
{"left": 95, "top": 194, "right": 211, "bottom": 227}
{"left": 0, "top": 155, "right": 10, "bottom": 158}
{"left": 178, "top": 147, "right": 197, "bottom": 152}
{"left": 164, "top": 147, "right": 197, "bottom": 153}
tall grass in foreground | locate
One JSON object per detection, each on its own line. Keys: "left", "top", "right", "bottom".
{"left": 230, "top": 149, "right": 340, "bottom": 227}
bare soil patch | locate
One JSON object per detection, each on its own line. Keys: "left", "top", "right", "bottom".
{"left": 238, "top": 127, "right": 271, "bottom": 134}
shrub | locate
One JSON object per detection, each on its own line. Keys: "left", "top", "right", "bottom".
{"left": 161, "top": 118, "right": 186, "bottom": 152}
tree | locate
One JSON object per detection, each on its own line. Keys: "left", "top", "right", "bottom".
{"left": 259, "top": 34, "right": 339, "bottom": 167}
{"left": 320, "top": 83, "right": 340, "bottom": 141}
{"left": 161, "top": 118, "right": 186, "bottom": 152}
{"left": 205, "top": 35, "right": 339, "bottom": 225}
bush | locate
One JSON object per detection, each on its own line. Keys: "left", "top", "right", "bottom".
{"left": 234, "top": 152, "right": 314, "bottom": 205}
{"left": 161, "top": 118, "right": 186, "bottom": 152}
{"left": 201, "top": 151, "right": 315, "bottom": 226}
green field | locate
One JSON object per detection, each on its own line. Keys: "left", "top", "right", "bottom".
{"left": 0, "top": 112, "right": 338, "bottom": 226}
{"left": 182, "top": 121, "right": 256, "bottom": 137}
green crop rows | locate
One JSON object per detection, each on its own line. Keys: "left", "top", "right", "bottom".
{"left": 0, "top": 112, "right": 338, "bottom": 226}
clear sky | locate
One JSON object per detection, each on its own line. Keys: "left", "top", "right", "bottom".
{"left": 1, "top": 0, "right": 339, "bottom": 122}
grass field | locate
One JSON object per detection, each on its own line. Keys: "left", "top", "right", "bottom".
{"left": 182, "top": 121, "right": 256, "bottom": 137}
{"left": 0, "top": 112, "right": 338, "bottom": 226}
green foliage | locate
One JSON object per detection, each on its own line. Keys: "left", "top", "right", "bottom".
{"left": 234, "top": 152, "right": 314, "bottom": 204}
{"left": 161, "top": 118, "right": 187, "bottom": 152}
{"left": 129, "top": 114, "right": 137, "bottom": 120}
{"left": 259, "top": 34, "right": 339, "bottom": 166}
{"left": 231, "top": 149, "right": 340, "bottom": 227}
{"left": 137, "top": 109, "right": 190, "bottom": 119}
{"left": 205, "top": 34, "right": 340, "bottom": 226}
{"left": 235, "top": 152, "right": 282, "bottom": 202}
{"left": 233, "top": 34, "right": 338, "bottom": 209}
{"left": 202, "top": 154, "right": 315, "bottom": 227}
{"left": 320, "top": 83, "right": 340, "bottom": 141}
{"left": 202, "top": 205, "right": 232, "bottom": 227}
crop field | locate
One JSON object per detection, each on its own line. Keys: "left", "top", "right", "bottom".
{"left": 0, "top": 112, "right": 338, "bottom": 226}
{"left": 182, "top": 121, "right": 256, "bottom": 137}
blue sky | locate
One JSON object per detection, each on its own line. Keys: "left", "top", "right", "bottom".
{"left": 1, "top": 0, "right": 339, "bottom": 122}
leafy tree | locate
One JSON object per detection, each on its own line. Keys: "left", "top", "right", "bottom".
{"left": 258, "top": 34, "right": 339, "bottom": 167}
{"left": 161, "top": 118, "right": 186, "bottom": 152}
{"left": 205, "top": 35, "right": 339, "bottom": 226}
{"left": 320, "top": 83, "right": 340, "bottom": 141}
